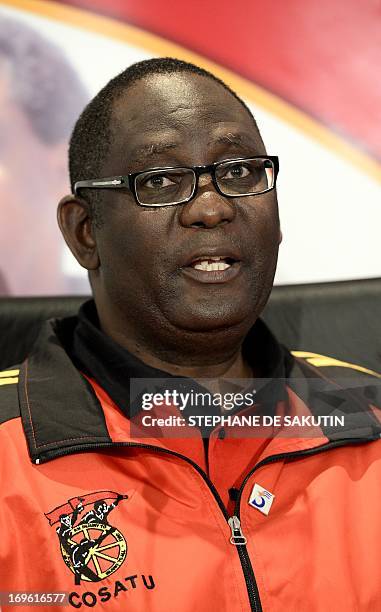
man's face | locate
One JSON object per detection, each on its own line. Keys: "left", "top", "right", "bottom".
{"left": 93, "top": 73, "right": 280, "bottom": 338}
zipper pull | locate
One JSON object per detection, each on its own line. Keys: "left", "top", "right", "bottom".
{"left": 228, "top": 515, "right": 247, "bottom": 546}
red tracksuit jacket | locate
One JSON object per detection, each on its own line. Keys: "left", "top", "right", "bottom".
{"left": 0, "top": 319, "right": 381, "bottom": 611}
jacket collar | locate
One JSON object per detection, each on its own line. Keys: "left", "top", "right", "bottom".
{"left": 18, "top": 317, "right": 111, "bottom": 464}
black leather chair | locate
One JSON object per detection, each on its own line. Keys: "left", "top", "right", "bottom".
{"left": 0, "top": 278, "right": 380, "bottom": 372}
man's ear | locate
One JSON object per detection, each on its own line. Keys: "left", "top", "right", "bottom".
{"left": 279, "top": 228, "right": 283, "bottom": 245}
{"left": 57, "top": 195, "right": 100, "bottom": 270}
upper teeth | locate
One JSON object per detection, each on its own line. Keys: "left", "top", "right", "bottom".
{"left": 192, "top": 256, "right": 232, "bottom": 271}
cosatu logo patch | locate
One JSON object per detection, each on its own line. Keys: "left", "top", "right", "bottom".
{"left": 45, "top": 491, "right": 128, "bottom": 585}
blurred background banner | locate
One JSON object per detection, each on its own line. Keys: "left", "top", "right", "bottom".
{"left": 0, "top": 0, "right": 380, "bottom": 295}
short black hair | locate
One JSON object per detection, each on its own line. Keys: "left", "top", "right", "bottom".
{"left": 69, "top": 57, "right": 258, "bottom": 223}
{"left": 0, "top": 15, "right": 88, "bottom": 144}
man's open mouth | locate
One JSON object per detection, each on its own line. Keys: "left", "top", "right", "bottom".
{"left": 189, "top": 256, "right": 237, "bottom": 272}
{"left": 181, "top": 252, "right": 242, "bottom": 284}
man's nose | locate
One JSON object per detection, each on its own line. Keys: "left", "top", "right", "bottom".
{"left": 179, "top": 174, "right": 236, "bottom": 228}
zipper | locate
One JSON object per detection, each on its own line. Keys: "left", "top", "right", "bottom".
{"left": 35, "top": 435, "right": 378, "bottom": 611}
{"left": 226, "top": 513, "right": 263, "bottom": 611}
{"left": 228, "top": 515, "right": 247, "bottom": 545}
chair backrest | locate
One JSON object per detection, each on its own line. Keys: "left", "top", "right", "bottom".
{"left": 0, "top": 278, "right": 380, "bottom": 372}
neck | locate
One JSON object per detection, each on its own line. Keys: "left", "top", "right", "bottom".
{"left": 121, "top": 337, "right": 255, "bottom": 379}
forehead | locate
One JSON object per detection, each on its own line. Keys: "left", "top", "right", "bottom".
{"left": 107, "top": 73, "right": 264, "bottom": 171}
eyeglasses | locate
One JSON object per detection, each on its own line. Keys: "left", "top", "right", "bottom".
{"left": 73, "top": 156, "right": 279, "bottom": 207}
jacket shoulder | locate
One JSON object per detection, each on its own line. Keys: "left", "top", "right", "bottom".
{"left": 291, "top": 351, "right": 381, "bottom": 380}
{"left": 0, "top": 366, "right": 21, "bottom": 425}
{"left": 291, "top": 351, "right": 381, "bottom": 411}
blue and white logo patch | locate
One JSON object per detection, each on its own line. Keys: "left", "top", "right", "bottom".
{"left": 248, "top": 483, "right": 275, "bottom": 515}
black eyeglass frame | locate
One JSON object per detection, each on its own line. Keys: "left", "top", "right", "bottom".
{"left": 73, "top": 155, "right": 279, "bottom": 207}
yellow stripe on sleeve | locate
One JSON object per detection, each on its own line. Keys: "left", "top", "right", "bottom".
{"left": 0, "top": 369, "right": 19, "bottom": 378}
{"left": 0, "top": 377, "right": 19, "bottom": 386}
{"left": 291, "top": 351, "right": 381, "bottom": 379}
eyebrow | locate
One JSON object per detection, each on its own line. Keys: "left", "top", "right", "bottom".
{"left": 211, "top": 133, "right": 257, "bottom": 150}
{"left": 132, "top": 142, "right": 179, "bottom": 164}
{"left": 131, "top": 133, "right": 256, "bottom": 166}
{"left": 212, "top": 133, "right": 244, "bottom": 146}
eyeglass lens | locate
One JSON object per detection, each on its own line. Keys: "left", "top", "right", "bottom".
{"left": 135, "top": 158, "right": 275, "bottom": 206}
{"left": 215, "top": 158, "right": 274, "bottom": 196}
{"left": 135, "top": 168, "right": 195, "bottom": 206}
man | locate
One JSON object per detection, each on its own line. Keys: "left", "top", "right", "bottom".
{"left": 0, "top": 15, "right": 89, "bottom": 295}
{"left": 0, "top": 58, "right": 380, "bottom": 610}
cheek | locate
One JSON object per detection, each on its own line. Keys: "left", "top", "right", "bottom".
{"left": 244, "top": 197, "right": 280, "bottom": 255}
{"left": 98, "top": 207, "right": 172, "bottom": 283}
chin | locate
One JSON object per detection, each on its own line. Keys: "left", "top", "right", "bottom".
{"left": 169, "top": 303, "right": 253, "bottom": 334}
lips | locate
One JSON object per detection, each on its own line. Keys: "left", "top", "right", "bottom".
{"left": 180, "top": 248, "right": 242, "bottom": 284}
{"left": 182, "top": 247, "right": 241, "bottom": 268}
{"left": 190, "top": 256, "right": 236, "bottom": 271}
